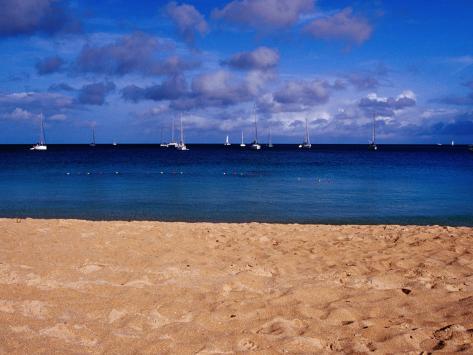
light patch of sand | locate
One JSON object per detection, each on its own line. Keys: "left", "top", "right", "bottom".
{"left": 0, "top": 218, "right": 472, "bottom": 353}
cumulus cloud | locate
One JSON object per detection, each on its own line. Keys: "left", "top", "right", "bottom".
{"left": 213, "top": 0, "right": 314, "bottom": 29}
{"left": 122, "top": 75, "right": 187, "bottom": 102}
{"left": 222, "top": 47, "right": 279, "bottom": 71}
{"left": 78, "top": 82, "right": 116, "bottom": 105}
{"left": 166, "top": 2, "right": 208, "bottom": 44}
{"left": 0, "top": 0, "right": 81, "bottom": 37}
{"left": 304, "top": 8, "right": 372, "bottom": 45}
{"left": 0, "top": 91, "right": 74, "bottom": 110}
{"left": 75, "top": 32, "right": 199, "bottom": 76}
{"left": 49, "top": 82, "right": 76, "bottom": 91}
{"left": 346, "top": 73, "right": 379, "bottom": 90}
{"left": 1, "top": 107, "right": 36, "bottom": 120}
{"left": 359, "top": 90, "right": 416, "bottom": 116}
{"left": 36, "top": 55, "right": 65, "bottom": 75}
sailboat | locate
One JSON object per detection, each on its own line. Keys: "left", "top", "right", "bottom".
{"left": 176, "top": 116, "right": 189, "bottom": 151}
{"left": 368, "top": 113, "right": 377, "bottom": 151}
{"left": 250, "top": 104, "right": 261, "bottom": 150}
{"left": 90, "top": 127, "right": 96, "bottom": 147}
{"left": 240, "top": 131, "right": 246, "bottom": 147}
{"left": 30, "top": 113, "right": 47, "bottom": 151}
{"left": 224, "top": 135, "right": 231, "bottom": 146}
{"left": 268, "top": 126, "right": 274, "bottom": 148}
{"left": 298, "top": 118, "right": 311, "bottom": 149}
{"left": 112, "top": 140, "right": 117, "bottom": 146}
{"left": 451, "top": 140, "right": 455, "bottom": 147}
{"left": 167, "top": 118, "right": 178, "bottom": 148}
{"left": 160, "top": 126, "right": 168, "bottom": 147}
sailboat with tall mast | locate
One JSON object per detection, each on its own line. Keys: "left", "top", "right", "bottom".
{"left": 251, "top": 104, "right": 261, "bottom": 150}
{"left": 176, "top": 115, "right": 189, "bottom": 151}
{"left": 368, "top": 113, "right": 377, "bottom": 151}
{"left": 90, "top": 126, "right": 96, "bottom": 147}
{"left": 30, "top": 113, "right": 47, "bottom": 151}
{"left": 298, "top": 118, "right": 311, "bottom": 149}
{"left": 224, "top": 135, "right": 231, "bottom": 146}
{"left": 240, "top": 131, "right": 246, "bottom": 147}
{"left": 167, "top": 118, "right": 178, "bottom": 148}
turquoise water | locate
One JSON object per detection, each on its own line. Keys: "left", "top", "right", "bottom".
{"left": 0, "top": 144, "right": 472, "bottom": 225}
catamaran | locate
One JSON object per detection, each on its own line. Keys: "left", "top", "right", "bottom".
{"left": 268, "top": 126, "right": 274, "bottom": 148}
{"left": 224, "top": 135, "right": 231, "bottom": 146}
{"left": 30, "top": 114, "right": 47, "bottom": 151}
{"left": 90, "top": 127, "right": 96, "bottom": 147}
{"left": 240, "top": 131, "right": 246, "bottom": 147}
{"left": 250, "top": 104, "right": 261, "bottom": 150}
{"left": 298, "top": 118, "right": 311, "bottom": 149}
{"left": 368, "top": 113, "right": 377, "bottom": 151}
{"left": 167, "top": 118, "right": 178, "bottom": 148}
{"left": 176, "top": 116, "right": 189, "bottom": 151}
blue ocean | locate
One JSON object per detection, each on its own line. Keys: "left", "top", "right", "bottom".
{"left": 0, "top": 144, "right": 472, "bottom": 225}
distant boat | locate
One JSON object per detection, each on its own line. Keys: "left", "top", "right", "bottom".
{"left": 90, "top": 127, "right": 96, "bottom": 147}
{"left": 112, "top": 141, "right": 117, "bottom": 146}
{"left": 30, "top": 113, "right": 47, "bottom": 151}
{"left": 298, "top": 118, "right": 311, "bottom": 149}
{"left": 240, "top": 131, "right": 246, "bottom": 147}
{"left": 469, "top": 145, "right": 473, "bottom": 152}
{"left": 250, "top": 104, "right": 261, "bottom": 150}
{"left": 224, "top": 135, "right": 231, "bottom": 146}
{"left": 368, "top": 113, "right": 377, "bottom": 151}
{"left": 176, "top": 116, "right": 189, "bottom": 151}
{"left": 167, "top": 118, "right": 178, "bottom": 148}
{"left": 268, "top": 126, "right": 273, "bottom": 148}
{"left": 451, "top": 140, "right": 455, "bottom": 147}
{"left": 437, "top": 143, "right": 443, "bottom": 146}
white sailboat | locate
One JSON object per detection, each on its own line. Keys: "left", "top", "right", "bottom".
{"left": 268, "top": 126, "right": 274, "bottom": 148}
{"left": 240, "top": 131, "right": 246, "bottom": 147}
{"left": 250, "top": 104, "right": 261, "bottom": 150}
{"left": 90, "top": 127, "right": 96, "bottom": 147}
{"left": 451, "top": 140, "right": 455, "bottom": 147}
{"left": 167, "top": 118, "right": 178, "bottom": 148}
{"left": 30, "top": 114, "right": 47, "bottom": 151}
{"left": 176, "top": 116, "right": 189, "bottom": 151}
{"left": 112, "top": 140, "right": 117, "bottom": 146}
{"left": 224, "top": 135, "right": 231, "bottom": 146}
{"left": 298, "top": 118, "right": 311, "bottom": 149}
{"left": 368, "top": 113, "right": 377, "bottom": 151}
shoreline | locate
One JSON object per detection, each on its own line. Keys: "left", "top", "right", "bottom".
{"left": 1, "top": 218, "right": 472, "bottom": 353}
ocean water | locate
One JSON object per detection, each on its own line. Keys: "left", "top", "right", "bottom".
{"left": 0, "top": 144, "right": 472, "bottom": 225}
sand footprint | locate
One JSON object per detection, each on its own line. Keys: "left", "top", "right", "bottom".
{"left": 255, "top": 317, "right": 308, "bottom": 340}
{"left": 237, "top": 338, "right": 258, "bottom": 351}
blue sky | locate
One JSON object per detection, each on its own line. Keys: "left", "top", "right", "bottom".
{"left": 1, "top": 0, "right": 473, "bottom": 144}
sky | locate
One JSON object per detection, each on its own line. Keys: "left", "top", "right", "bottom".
{"left": 1, "top": 0, "right": 473, "bottom": 144}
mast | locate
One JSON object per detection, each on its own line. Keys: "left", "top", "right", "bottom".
{"left": 179, "top": 115, "right": 184, "bottom": 145}
{"left": 268, "top": 126, "right": 272, "bottom": 145}
{"left": 39, "top": 113, "right": 46, "bottom": 144}
{"left": 171, "top": 118, "right": 175, "bottom": 143}
{"left": 253, "top": 104, "right": 258, "bottom": 143}
{"left": 305, "top": 118, "right": 310, "bottom": 145}
{"left": 92, "top": 127, "right": 96, "bottom": 145}
{"left": 241, "top": 131, "right": 244, "bottom": 144}
{"left": 372, "top": 113, "right": 376, "bottom": 145}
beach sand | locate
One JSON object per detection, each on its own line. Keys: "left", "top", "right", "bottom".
{"left": 0, "top": 219, "right": 472, "bottom": 353}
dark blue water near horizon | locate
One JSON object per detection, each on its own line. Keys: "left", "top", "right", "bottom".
{"left": 1, "top": 144, "right": 473, "bottom": 225}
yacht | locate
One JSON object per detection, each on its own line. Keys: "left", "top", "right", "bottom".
{"left": 30, "top": 114, "right": 47, "bottom": 151}
{"left": 240, "top": 131, "right": 246, "bottom": 147}
{"left": 112, "top": 140, "right": 118, "bottom": 146}
{"left": 368, "top": 113, "right": 377, "bottom": 151}
{"left": 298, "top": 118, "right": 311, "bottom": 149}
{"left": 224, "top": 135, "right": 231, "bottom": 146}
{"left": 250, "top": 104, "right": 261, "bottom": 150}
{"left": 160, "top": 127, "right": 168, "bottom": 147}
{"left": 451, "top": 140, "right": 455, "bottom": 147}
{"left": 176, "top": 116, "right": 189, "bottom": 151}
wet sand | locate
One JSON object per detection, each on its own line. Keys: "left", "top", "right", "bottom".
{"left": 0, "top": 218, "right": 472, "bottom": 353}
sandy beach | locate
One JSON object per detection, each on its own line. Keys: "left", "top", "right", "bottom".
{"left": 0, "top": 219, "right": 472, "bottom": 353}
